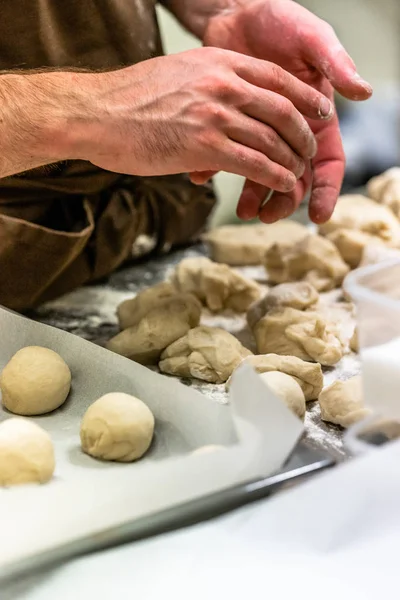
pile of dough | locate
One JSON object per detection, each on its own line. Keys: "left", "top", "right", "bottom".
{"left": 117, "top": 282, "right": 176, "bottom": 330}
{"left": 247, "top": 282, "right": 318, "bottom": 329}
{"left": 259, "top": 371, "right": 306, "bottom": 420}
{"left": 171, "top": 257, "right": 261, "bottom": 312}
{"left": 159, "top": 326, "right": 252, "bottom": 384}
{"left": 367, "top": 167, "right": 400, "bottom": 218}
{"left": 264, "top": 234, "right": 349, "bottom": 292}
{"left": 227, "top": 353, "right": 323, "bottom": 400}
{"left": 204, "top": 221, "right": 309, "bottom": 265}
{"left": 0, "top": 418, "right": 55, "bottom": 486}
{"left": 327, "top": 229, "right": 384, "bottom": 269}
{"left": 80, "top": 393, "right": 155, "bottom": 462}
{"left": 319, "top": 195, "right": 400, "bottom": 246}
{"left": 319, "top": 376, "right": 370, "bottom": 427}
{"left": 107, "top": 294, "right": 201, "bottom": 364}
{"left": 253, "top": 307, "right": 344, "bottom": 366}
{"left": 0, "top": 346, "right": 71, "bottom": 416}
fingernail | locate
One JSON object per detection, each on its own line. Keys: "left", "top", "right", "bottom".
{"left": 354, "top": 73, "right": 373, "bottom": 94}
{"left": 319, "top": 97, "right": 333, "bottom": 119}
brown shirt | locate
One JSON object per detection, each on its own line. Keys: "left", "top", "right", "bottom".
{"left": 0, "top": 1, "right": 215, "bottom": 310}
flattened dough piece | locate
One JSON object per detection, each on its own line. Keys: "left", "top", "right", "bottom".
{"left": 204, "top": 221, "right": 309, "bottom": 265}
{"left": 117, "top": 282, "right": 176, "bottom": 330}
{"left": 259, "top": 371, "right": 306, "bottom": 420}
{"left": 327, "top": 229, "right": 384, "bottom": 269}
{"left": 171, "top": 256, "right": 261, "bottom": 312}
{"left": 319, "top": 376, "right": 370, "bottom": 427}
{"left": 247, "top": 282, "right": 318, "bottom": 329}
{"left": 319, "top": 195, "right": 400, "bottom": 246}
{"left": 159, "top": 326, "right": 252, "bottom": 384}
{"left": 253, "top": 307, "right": 344, "bottom": 366}
{"left": 227, "top": 353, "right": 323, "bottom": 400}
{"left": 265, "top": 235, "right": 349, "bottom": 291}
{"left": 367, "top": 167, "right": 400, "bottom": 218}
{"left": 107, "top": 294, "right": 201, "bottom": 364}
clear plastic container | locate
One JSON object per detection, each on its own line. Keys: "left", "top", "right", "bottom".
{"left": 344, "top": 259, "right": 400, "bottom": 454}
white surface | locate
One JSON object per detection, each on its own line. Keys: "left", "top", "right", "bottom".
{"left": 363, "top": 337, "right": 400, "bottom": 419}
{"left": 4, "top": 438, "right": 400, "bottom": 600}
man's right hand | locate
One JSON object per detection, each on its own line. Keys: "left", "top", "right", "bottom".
{"left": 76, "top": 47, "right": 334, "bottom": 193}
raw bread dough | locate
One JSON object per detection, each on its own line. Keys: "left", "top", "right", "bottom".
{"left": 117, "top": 282, "right": 176, "bottom": 330}
{"left": 107, "top": 294, "right": 201, "bottom": 364}
{"left": 319, "top": 376, "right": 370, "bottom": 428}
{"left": 0, "top": 418, "right": 55, "bottom": 486}
{"left": 247, "top": 282, "right": 318, "bottom": 329}
{"left": 367, "top": 167, "right": 400, "bottom": 218}
{"left": 253, "top": 307, "right": 344, "bottom": 366}
{"left": 227, "top": 353, "right": 323, "bottom": 400}
{"left": 159, "top": 326, "right": 252, "bottom": 384}
{"left": 204, "top": 221, "right": 309, "bottom": 265}
{"left": 264, "top": 234, "right": 349, "bottom": 292}
{"left": 319, "top": 195, "right": 400, "bottom": 246}
{"left": 327, "top": 229, "right": 384, "bottom": 269}
{"left": 80, "top": 393, "right": 154, "bottom": 462}
{"left": 259, "top": 371, "right": 306, "bottom": 420}
{"left": 0, "top": 346, "right": 71, "bottom": 416}
{"left": 350, "top": 328, "right": 359, "bottom": 352}
{"left": 171, "top": 257, "right": 262, "bottom": 312}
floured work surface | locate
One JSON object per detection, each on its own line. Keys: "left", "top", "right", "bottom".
{"left": 33, "top": 244, "right": 361, "bottom": 460}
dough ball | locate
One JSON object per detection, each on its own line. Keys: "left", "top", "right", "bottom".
{"left": 350, "top": 328, "right": 359, "bottom": 352}
{"left": 319, "top": 195, "right": 400, "bottom": 246}
{"left": 319, "top": 376, "right": 370, "bottom": 428}
{"left": 171, "top": 257, "right": 261, "bottom": 312}
{"left": 0, "top": 418, "right": 55, "bottom": 486}
{"left": 264, "top": 234, "right": 349, "bottom": 292}
{"left": 367, "top": 167, "right": 400, "bottom": 219}
{"left": 80, "top": 393, "right": 155, "bottom": 462}
{"left": 253, "top": 307, "right": 344, "bottom": 367}
{"left": 247, "top": 282, "right": 318, "bottom": 329}
{"left": 159, "top": 326, "right": 252, "bottom": 384}
{"left": 327, "top": 229, "right": 384, "bottom": 269}
{"left": 228, "top": 353, "right": 323, "bottom": 401}
{"left": 259, "top": 371, "right": 306, "bottom": 420}
{"left": 204, "top": 221, "right": 309, "bottom": 265}
{"left": 107, "top": 294, "right": 201, "bottom": 364}
{"left": 0, "top": 346, "right": 71, "bottom": 416}
{"left": 117, "top": 282, "right": 176, "bottom": 330}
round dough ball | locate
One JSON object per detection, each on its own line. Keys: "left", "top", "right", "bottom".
{"left": 0, "top": 346, "right": 71, "bottom": 416}
{"left": 80, "top": 393, "right": 155, "bottom": 462}
{"left": 0, "top": 418, "right": 55, "bottom": 486}
{"left": 259, "top": 371, "right": 306, "bottom": 420}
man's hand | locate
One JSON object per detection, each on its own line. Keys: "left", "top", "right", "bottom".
{"left": 177, "top": 0, "right": 373, "bottom": 223}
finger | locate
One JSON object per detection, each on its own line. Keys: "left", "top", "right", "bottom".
{"left": 237, "top": 181, "right": 271, "bottom": 221}
{"left": 189, "top": 171, "right": 217, "bottom": 185}
{"left": 218, "top": 139, "right": 297, "bottom": 193}
{"left": 235, "top": 60, "right": 334, "bottom": 120}
{"left": 243, "top": 89, "right": 317, "bottom": 160}
{"left": 308, "top": 113, "right": 345, "bottom": 224}
{"left": 259, "top": 165, "right": 313, "bottom": 223}
{"left": 228, "top": 114, "right": 306, "bottom": 178}
{"left": 301, "top": 19, "right": 373, "bottom": 100}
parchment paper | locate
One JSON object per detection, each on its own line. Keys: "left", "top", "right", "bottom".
{"left": 0, "top": 307, "right": 303, "bottom": 571}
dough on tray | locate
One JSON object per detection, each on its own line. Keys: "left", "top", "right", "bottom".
{"left": 367, "top": 167, "right": 400, "bottom": 218}
{"left": 259, "top": 371, "right": 306, "bottom": 420}
{"left": 106, "top": 294, "right": 201, "bottom": 364}
{"left": 253, "top": 307, "right": 344, "bottom": 366}
{"left": 227, "top": 353, "right": 323, "bottom": 400}
{"left": 117, "top": 282, "right": 176, "bottom": 330}
{"left": 327, "top": 229, "right": 384, "bottom": 269}
{"left": 0, "top": 418, "right": 55, "bottom": 486}
{"left": 80, "top": 393, "right": 155, "bottom": 462}
{"left": 204, "top": 220, "right": 309, "bottom": 265}
{"left": 159, "top": 325, "right": 252, "bottom": 384}
{"left": 0, "top": 346, "right": 71, "bottom": 416}
{"left": 247, "top": 282, "right": 318, "bottom": 329}
{"left": 264, "top": 234, "right": 349, "bottom": 292}
{"left": 319, "top": 376, "right": 370, "bottom": 428}
{"left": 319, "top": 195, "right": 400, "bottom": 246}
{"left": 171, "top": 256, "right": 261, "bottom": 312}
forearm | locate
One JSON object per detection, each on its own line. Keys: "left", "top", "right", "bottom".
{"left": 0, "top": 71, "right": 92, "bottom": 178}
{"left": 160, "top": 0, "right": 243, "bottom": 39}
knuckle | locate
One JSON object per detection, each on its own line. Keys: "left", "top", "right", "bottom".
{"left": 269, "top": 63, "right": 287, "bottom": 89}
{"left": 276, "top": 97, "right": 294, "bottom": 120}
{"left": 206, "top": 103, "right": 230, "bottom": 126}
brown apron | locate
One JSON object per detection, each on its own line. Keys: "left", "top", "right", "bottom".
{"left": 0, "top": 0, "right": 215, "bottom": 310}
